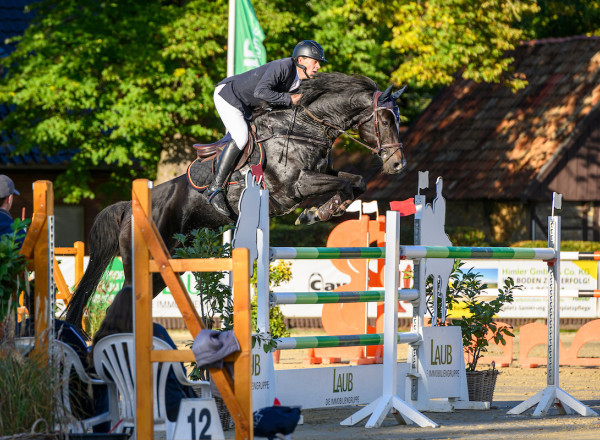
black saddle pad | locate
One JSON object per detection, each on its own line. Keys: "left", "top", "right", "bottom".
{"left": 187, "top": 142, "right": 264, "bottom": 191}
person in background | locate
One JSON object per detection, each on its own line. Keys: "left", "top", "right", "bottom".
{"left": 0, "top": 174, "right": 24, "bottom": 244}
{"left": 91, "top": 286, "right": 196, "bottom": 422}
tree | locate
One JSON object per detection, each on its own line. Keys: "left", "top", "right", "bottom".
{"left": 1, "top": 0, "right": 540, "bottom": 202}
{"left": 520, "top": 0, "right": 600, "bottom": 39}
{"left": 1, "top": 0, "right": 228, "bottom": 202}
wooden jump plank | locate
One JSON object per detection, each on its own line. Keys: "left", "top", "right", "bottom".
{"left": 132, "top": 179, "right": 156, "bottom": 440}
{"left": 132, "top": 179, "right": 252, "bottom": 440}
{"left": 148, "top": 258, "right": 234, "bottom": 273}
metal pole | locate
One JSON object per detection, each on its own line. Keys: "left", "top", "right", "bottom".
{"left": 547, "top": 216, "right": 561, "bottom": 388}
{"left": 227, "top": 0, "right": 236, "bottom": 77}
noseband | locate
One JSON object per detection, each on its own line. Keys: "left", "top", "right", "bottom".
{"left": 300, "top": 90, "right": 403, "bottom": 156}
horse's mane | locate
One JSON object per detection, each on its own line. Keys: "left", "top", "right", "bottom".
{"left": 252, "top": 71, "right": 378, "bottom": 122}
{"left": 298, "top": 72, "right": 378, "bottom": 106}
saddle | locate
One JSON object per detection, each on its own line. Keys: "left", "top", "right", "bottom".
{"left": 193, "top": 126, "right": 257, "bottom": 173}
{"left": 187, "top": 125, "right": 264, "bottom": 191}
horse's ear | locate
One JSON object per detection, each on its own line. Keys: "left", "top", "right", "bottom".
{"left": 378, "top": 85, "right": 393, "bottom": 105}
{"left": 391, "top": 85, "right": 408, "bottom": 101}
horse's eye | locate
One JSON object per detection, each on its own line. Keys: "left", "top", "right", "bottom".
{"left": 382, "top": 120, "right": 389, "bottom": 127}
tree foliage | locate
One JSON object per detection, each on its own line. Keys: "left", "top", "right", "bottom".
{"left": 0, "top": 0, "right": 563, "bottom": 201}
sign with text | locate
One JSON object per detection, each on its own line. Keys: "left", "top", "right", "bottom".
{"left": 172, "top": 398, "right": 224, "bottom": 440}
{"left": 420, "top": 326, "right": 463, "bottom": 399}
{"left": 274, "top": 363, "right": 409, "bottom": 409}
{"left": 251, "top": 345, "right": 276, "bottom": 409}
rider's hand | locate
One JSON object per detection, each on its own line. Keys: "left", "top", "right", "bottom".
{"left": 290, "top": 94, "right": 302, "bottom": 105}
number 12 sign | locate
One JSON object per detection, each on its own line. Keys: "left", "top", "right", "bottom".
{"left": 172, "top": 398, "right": 225, "bottom": 440}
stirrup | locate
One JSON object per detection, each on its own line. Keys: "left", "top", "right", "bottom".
{"left": 206, "top": 187, "right": 221, "bottom": 203}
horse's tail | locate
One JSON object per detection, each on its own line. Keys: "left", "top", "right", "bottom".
{"left": 64, "top": 201, "right": 129, "bottom": 330}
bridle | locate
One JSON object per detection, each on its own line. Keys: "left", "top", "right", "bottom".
{"left": 300, "top": 90, "right": 404, "bottom": 157}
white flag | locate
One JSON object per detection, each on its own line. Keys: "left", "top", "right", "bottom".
{"left": 362, "top": 201, "right": 379, "bottom": 217}
{"left": 346, "top": 200, "right": 362, "bottom": 213}
{"left": 418, "top": 171, "right": 429, "bottom": 191}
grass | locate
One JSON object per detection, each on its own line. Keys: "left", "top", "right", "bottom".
{"left": 0, "top": 340, "right": 59, "bottom": 436}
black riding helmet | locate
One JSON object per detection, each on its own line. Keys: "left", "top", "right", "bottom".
{"left": 292, "top": 40, "right": 328, "bottom": 63}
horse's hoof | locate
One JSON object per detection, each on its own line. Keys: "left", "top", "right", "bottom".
{"left": 295, "top": 207, "right": 319, "bottom": 225}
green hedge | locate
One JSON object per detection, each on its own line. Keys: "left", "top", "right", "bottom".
{"left": 512, "top": 240, "right": 600, "bottom": 252}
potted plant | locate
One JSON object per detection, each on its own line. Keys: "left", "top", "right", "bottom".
{"left": 430, "top": 262, "right": 521, "bottom": 403}
{"left": 250, "top": 259, "right": 293, "bottom": 361}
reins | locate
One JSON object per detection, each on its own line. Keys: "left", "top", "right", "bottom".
{"left": 300, "top": 90, "right": 403, "bottom": 155}
{"left": 257, "top": 89, "right": 404, "bottom": 159}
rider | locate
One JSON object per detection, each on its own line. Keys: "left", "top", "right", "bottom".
{"left": 207, "top": 40, "right": 327, "bottom": 216}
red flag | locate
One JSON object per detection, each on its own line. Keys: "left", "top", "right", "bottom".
{"left": 390, "top": 198, "right": 416, "bottom": 216}
{"left": 250, "top": 164, "right": 265, "bottom": 187}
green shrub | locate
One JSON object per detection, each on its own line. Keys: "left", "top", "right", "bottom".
{"left": 0, "top": 218, "right": 30, "bottom": 322}
{"left": 513, "top": 240, "right": 600, "bottom": 252}
{"left": 448, "top": 226, "right": 489, "bottom": 247}
{"left": 430, "top": 262, "right": 521, "bottom": 371}
{"left": 174, "top": 226, "right": 234, "bottom": 330}
{"left": 250, "top": 260, "right": 293, "bottom": 349}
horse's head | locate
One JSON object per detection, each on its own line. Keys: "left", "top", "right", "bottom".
{"left": 357, "top": 85, "right": 407, "bottom": 175}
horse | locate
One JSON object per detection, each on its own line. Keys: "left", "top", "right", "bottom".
{"left": 64, "top": 72, "right": 408, "bottom": 329}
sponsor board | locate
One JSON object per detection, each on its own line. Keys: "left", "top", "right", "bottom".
{"left": 498, "top": 296, "right": 598, "bottom": 318}
{"left": 420, "top": 326, "right": 463, "bottom": 399}
{"left": 274, "top": 363, "right": 409, "bottom": 409}
{"left": 251, "top": 346, "right": 276, "bottom": 409}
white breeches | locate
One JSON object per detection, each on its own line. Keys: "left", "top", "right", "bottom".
{"left": 214, "top": 84, "right": 248, "bottom": 150}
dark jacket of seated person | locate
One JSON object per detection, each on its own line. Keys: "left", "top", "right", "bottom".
{"left": 18, "top": 318, "right": 109, "bottom": 432}
{"left": 90, "top": 286, "right": 196, "bottom": 422}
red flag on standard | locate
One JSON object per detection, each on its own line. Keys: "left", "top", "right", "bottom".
{"left": 390, "top": 198, "right": 416, "bottom": 216}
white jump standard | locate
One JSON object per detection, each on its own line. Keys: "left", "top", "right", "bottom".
{"left": 508, "top": 194, "right": 598, "bottom": 418}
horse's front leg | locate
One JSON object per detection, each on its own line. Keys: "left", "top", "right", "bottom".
{"left": 293, "top": 170, "right": 355, "bottom": 225}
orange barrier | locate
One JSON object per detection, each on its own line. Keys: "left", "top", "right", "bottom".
{"left": 54, "top": 241, "right": 85, "bottom": 304}
{"left": 519, "top": 320, "right": 600, "bottom": 367}
{"left": 132, "top": 179, "right": 252, "bottom": 440}
{"left": 18, "top": 181, "right": 53, "bottom": 354}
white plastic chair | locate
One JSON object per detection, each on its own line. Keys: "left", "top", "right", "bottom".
{"left": 92, "top": 333, "right": 211, "bottom": 438}
{"left": 51, "top": 339, "right": 111, "bottom": 433}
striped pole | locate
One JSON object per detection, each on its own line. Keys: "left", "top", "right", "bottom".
{"left": 399, "top": 245, "right": 555, "bottom": 260}
{"left": 275, "top": 332, "right": 420, "bottom": 350}
{"left": 270, "top": 246, "right": 386, "bottom": 260}
{"left": 270, "top": 245, "right": 555, "bottom": 261}
{"left": 270, "top": 289, "right": 419, "bottom": 305}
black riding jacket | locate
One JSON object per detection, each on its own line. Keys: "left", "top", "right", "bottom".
{"left": 217, "top": 58, "right": 298, "bottom": 120}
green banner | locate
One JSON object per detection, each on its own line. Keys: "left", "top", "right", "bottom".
{"left": 234, "top": 0, "right": 266, "bottom": 74}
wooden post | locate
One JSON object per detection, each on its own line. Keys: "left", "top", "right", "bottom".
{"left": 74, "top": 241, "right": 85, "bottom": 287}
{"left": 30, "top": 181, "right": 53, "bottom": 355}
{"left": 132, "top": 179, "right": 154, "bottom": 440}
{"left": 233, "top": 247, "right": 252, "bottom": 440}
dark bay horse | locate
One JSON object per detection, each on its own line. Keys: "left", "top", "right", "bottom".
{"left": 64, "top": 72, "right": 407, "bottom": 329}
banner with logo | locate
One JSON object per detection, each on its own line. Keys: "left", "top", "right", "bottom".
{"left": 234, "top": 0, "right": 266, "bottom": 74}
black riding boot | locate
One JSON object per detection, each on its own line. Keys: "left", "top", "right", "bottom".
{"left": 206, "top": 139, "right": 242, "bottom": 216}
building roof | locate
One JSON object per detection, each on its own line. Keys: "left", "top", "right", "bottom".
{"left": 0, "top": 0, "right": 33, "bottom": 59}
{"left": 365, "top": 36, "right": 600, "bottom": 202}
